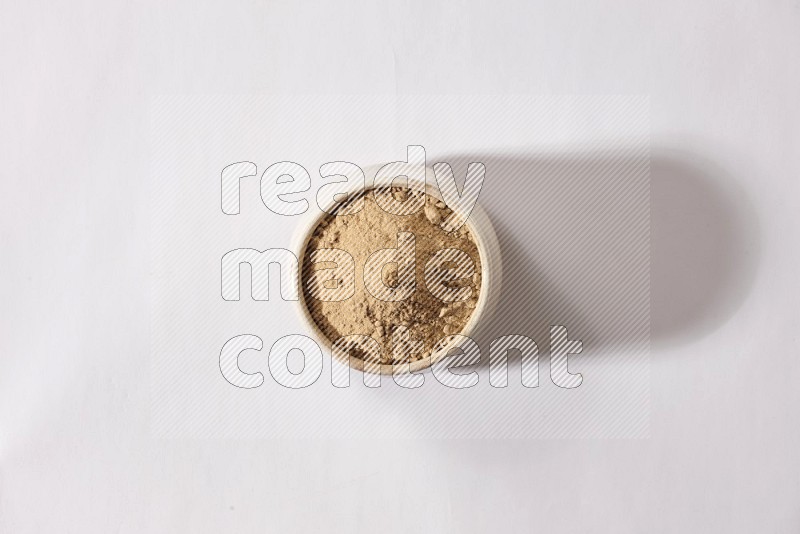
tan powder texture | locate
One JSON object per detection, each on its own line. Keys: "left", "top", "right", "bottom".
{"left": 302, "top": 188, "right": 482, "bottom": 364}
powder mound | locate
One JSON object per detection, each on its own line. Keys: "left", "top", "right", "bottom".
{"left": 302, "top": 188, "right": 482, "bottom": 364}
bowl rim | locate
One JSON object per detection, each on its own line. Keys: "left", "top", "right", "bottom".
{"left": 292, "top": 167, "right": 499, "bottom": 375}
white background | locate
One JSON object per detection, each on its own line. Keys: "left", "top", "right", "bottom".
{"left": 2, "top": 1, "right": 799, "bottom": 532}
{"left": 150, "top": 95, "right": 651, "bottom": 440}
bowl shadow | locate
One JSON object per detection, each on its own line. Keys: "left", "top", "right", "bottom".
{"left": 435, "top": 147, "right": 760, "bottom": 367}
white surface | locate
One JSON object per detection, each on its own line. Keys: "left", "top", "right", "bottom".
{"left": 149, "top": 95, "right": 651, "bottom": 439}
{"left": 1, "top": 1, "right": 799, "bottom": 532}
